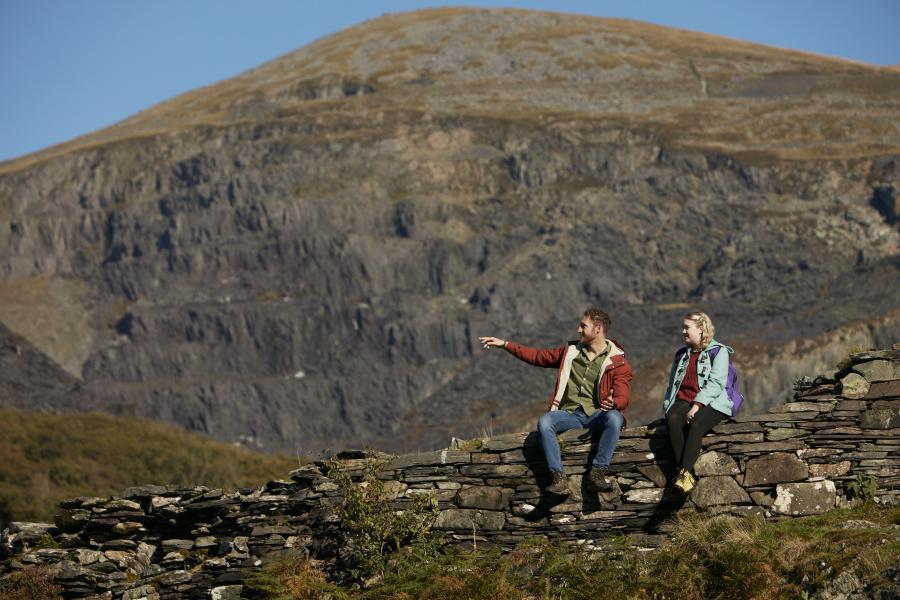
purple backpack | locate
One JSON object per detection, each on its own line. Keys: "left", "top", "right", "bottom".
{"left": 678, "top": 346, "right": 745, "bottom": 416}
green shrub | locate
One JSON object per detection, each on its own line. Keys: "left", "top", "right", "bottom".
{"left": 846, "top": 475, "right": 878, "bottom": 502}
{"left": 326, "top": 457, "right": 439, "bottom": 582}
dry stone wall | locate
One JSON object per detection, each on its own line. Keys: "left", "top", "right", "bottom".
{"left": 2, "top": 347, "right": 899, "bottom": 599}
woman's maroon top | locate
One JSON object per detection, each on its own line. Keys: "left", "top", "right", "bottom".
{"left": 676, "top": 350, "right": 701, "bottom": 404}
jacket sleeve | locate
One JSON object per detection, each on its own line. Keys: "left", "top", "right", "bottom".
{"left": 611, "top": 359, "right": 634, "bottom": 411}
{"left": 694, "top": 348, "right": 728, "bottom": 406}
{"left": 504, "top": 342, "right": 565, "bottom": 368}
{"left": 662, "top": 352, "right": 681, "bottom": 405}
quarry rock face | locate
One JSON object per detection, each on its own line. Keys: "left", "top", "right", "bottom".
{"left": 1, "top": 8, "right": 900, "bottom": 453}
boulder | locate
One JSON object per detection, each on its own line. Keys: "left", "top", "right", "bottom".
{"left": 840, "top": 373, "right": 869, "bottom": 399}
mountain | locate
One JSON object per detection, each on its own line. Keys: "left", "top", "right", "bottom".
{"left": 1, "top": 8, "right": 899, "bottom": 453}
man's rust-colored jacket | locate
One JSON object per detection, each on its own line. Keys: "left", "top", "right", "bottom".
{"left": 504, "top": 339, "right": 634, "bottom": 426}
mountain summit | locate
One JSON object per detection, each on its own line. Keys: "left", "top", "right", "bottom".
{"left": 1, "top": 9, "right": 899, "bottom": 453}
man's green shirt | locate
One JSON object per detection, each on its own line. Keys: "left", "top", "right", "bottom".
{"left": 560, "top": 341, "right": 611, "bottom": 416}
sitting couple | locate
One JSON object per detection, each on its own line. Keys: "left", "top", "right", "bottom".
{"left": 479, "top": 308, "right": 734, "bottom": 497}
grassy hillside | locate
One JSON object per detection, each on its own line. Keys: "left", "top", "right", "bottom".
{"left": 0, "top": 409, "right": 299, "bottom": 525}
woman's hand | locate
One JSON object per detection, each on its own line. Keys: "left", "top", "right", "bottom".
{"left": 478, "top": 336, "right": 506, "bottom": 350}
{"left": 686, "top": 403, "right": 700, "bottom": 424}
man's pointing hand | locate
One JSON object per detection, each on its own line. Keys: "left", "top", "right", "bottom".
{"left": 477, "top": 336, "right": 507, "bottom": 350}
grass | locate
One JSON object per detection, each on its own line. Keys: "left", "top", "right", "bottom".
{"left": 247, "top": 503, "right": 900, "bottom": 599}
{"left": 0, "top": 409, "right": 300, "bottom": 526}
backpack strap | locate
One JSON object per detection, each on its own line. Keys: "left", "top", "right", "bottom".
{"left": 707, "top": 346, "right": 720, "bottom": 359}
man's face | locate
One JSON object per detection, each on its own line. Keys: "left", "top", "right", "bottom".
{"left": 578, "top": 318, "right": 604, "bottom": 344}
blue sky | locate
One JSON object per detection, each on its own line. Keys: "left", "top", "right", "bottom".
{"left": 2, "top": 0, "right": 899, "bottom": 162}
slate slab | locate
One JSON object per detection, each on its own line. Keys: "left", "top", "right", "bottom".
{"left": 773, "top": 481, "right": 836, "bottom": 515}
{"left": 861, "top": 408, "right": 900, "bottom": 430}
{"left": 694, "top": 451, "right": 740, "bottom": 477}
{"left": 867, "top": 380, "right": 900, "bottom": 399}
{"left": 433, "top": 509, "right": 506, "bottom": 531}
{"left": 744, "top": 453, "right": 809, "bottom": 486}
{"left": 456, "top": 486, "right": 512, "bottom": 510}
{"left": 854, "top": 360, "right": 896, "bottom": 383}
{"left": 809, "top": 461, "right": 851, "bottom": 478}
{"left": 691, "top": 476, "right": 750, "bottom": 507}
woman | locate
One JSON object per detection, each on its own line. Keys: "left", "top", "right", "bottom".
{"left": 662, "top": 311, "right": 734, "bottom": 495}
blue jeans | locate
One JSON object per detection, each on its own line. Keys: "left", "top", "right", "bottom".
{"left": 537, "top": 407, "right": 624, "bottom": 473}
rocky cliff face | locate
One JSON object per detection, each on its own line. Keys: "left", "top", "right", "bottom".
{"left": 1, "top": 8, "right": 899, "bottom": 453}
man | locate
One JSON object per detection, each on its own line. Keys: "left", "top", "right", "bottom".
{"left": 478, "top": 308, "right": 633, "bottom": 496}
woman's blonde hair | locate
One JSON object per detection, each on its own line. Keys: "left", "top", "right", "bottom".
{"left": 684, "top": 311, "right": 715, "bottom": 349}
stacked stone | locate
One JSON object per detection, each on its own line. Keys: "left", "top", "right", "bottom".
{"left": 1, "top": 347, "right": 898, "bottom": 598}
{"left": 791, "top": 348, "right": 900, "bottom": 503}
{"left": 1, "top": 482, "right": 330, "bottom": 599}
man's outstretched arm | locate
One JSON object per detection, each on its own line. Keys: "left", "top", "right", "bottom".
{"left": 477, "top": 336, "right": 565, "bottom": 368}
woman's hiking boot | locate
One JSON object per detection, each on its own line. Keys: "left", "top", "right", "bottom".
{"left": 545, "top": 471, "right": 570, "bottom": 496}
{"left": 588, "top": 466, "right": 615, "bottom": 492}
{"left": 673, "top": 468, "right": 696, "bottom": 495}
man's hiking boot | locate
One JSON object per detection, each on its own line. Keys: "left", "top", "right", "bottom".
{"left": 588, "top": 466, "right": 615, "bottom": 493}
{"left": 545, "top": 471, "right": 570, "bottom": 496}
{"left": 673, "top": 468, "right": 696, "bottom": 495}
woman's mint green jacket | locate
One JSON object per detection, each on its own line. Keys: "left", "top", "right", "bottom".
{"left": 662, "top": 339, "right": 734, "bottom": 417}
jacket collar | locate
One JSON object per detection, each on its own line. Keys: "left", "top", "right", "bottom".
{"left": 568, "top": 338, "right": 625, "bottom": 357}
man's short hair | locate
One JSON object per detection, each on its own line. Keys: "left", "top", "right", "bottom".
{"left": 583, "top": 307, "right": 611, "bottom": 332}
